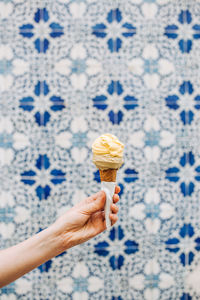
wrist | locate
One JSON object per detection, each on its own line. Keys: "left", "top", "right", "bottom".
{"left": 48, "top": 218, "right": 73, "bottom": 254}
{"left": 44, "top": 224, "right": 65, "bottom": 257}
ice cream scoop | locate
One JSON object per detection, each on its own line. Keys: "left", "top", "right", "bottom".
{"left": 92, "top": 133, "right": 124, "bottom": 179}
{"left": 92, "top": 133, "right": 124, "bottom": 158}
{"left": 92, "top": 133, "right": 124, "bottom": 228}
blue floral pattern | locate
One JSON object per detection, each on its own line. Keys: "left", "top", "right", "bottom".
{"left": 93, "top": 80, "right": 138, "bottom": 124}
{"left": 180, "top": 293, "right": 192, "bottom": 300}
{"left": 165, "top": 223, "right": 200, "bottom": 266}
{"left": 94, "top": 225, "right": 139, "bottom": 270}
{"left": 92, "top": 8, "right": 136, "bottom": 52}
{"left": 21, "top": 154, "right": 65, "bottom": 200}
{"left": 19, "top": 81, "right": 65, "bottom": 126}
{"left": 19, "top": 8, "right": 64, "bottom": 53}
{"left": 164, "top": 10, "right": 200, "bottom": 53}
{"left": 1, "top": 0, "right": 200, "bottom": 299}
{"left": 165, "top": 151, "right": 200, "bottom": 197}
{"left": 165, "top": 81, "right": 200, "bottom": 125}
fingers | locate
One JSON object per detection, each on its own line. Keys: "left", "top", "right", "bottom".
{"left": 111, "top": 203, "right": 119, "bottom": 214}
{"left": 113, "top": 194, "right": 119, "bottom": 203}
{"left": 109, "top": 204, "right": 119, "bottom": 227}
{"left": 113, "top": 186, "right": 120, "bottom": 204}
{"left": 81, "top": 191, "right": 106, "bottom": 214}
{"left": 110, "top": 214, "right": 118, "bottom": 226}
{"left": 86, "top": 189, "right": 119, "bottom": 206}
{"left": 91, "top": 191, "right": 106, "bottom": 212}
{"left": 99, "top": 187, "right": 120, "bottom": 229}
{"left": 96, "top": 190, "right": 106, "bottom": 203}
{"left": 115, "top": 185, "right": 120, "bottom": 194}
{"left": 85, "top": 191, "right": 106, "bottom": 204}
{"left": 80, "top": 189, "right": 119, "bottom": 218}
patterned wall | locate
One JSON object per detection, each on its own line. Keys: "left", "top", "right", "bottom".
{"left": 1, "top": 0, "right": 200, "bottom": 299}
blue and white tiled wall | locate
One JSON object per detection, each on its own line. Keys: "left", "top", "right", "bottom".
{"left": 1, "top": 0, "right": 200, "bottom": 299}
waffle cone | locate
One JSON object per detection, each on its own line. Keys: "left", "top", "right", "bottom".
{"left": 99, "top": 169, "right": 117, "bottom": 182}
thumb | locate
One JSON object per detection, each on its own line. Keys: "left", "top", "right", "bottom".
{"left": 82, "top": 191, "right": 106, "bottom": 215}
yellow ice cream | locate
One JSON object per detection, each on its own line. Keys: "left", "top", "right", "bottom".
{"left": 92, "top": 134, "right": 124, "bottom": 170}
{"left": 92, "top": 133, "right": 124, "bottom": 157}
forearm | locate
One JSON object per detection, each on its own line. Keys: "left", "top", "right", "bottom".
{"left": 0, "top": 224, "right": 65, "bottom": 288}
{"left": 0, "top": 189, "right": 119, "bottom": 288}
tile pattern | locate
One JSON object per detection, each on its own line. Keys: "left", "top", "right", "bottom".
{"left": 1, "top": 0, "right": 200, "bottom": 299}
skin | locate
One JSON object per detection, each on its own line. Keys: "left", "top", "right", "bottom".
{"left": 0, "top": 186, "right": 120, "bottom": 288}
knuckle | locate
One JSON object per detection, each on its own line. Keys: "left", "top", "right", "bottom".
{"left": 98, "top": 190, "right": 106, "bottom": 201}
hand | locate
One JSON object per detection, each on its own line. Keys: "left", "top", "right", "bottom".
{"left": 53, "top": 186, "right": 120, "bottom": 250}
{"left": 0, "top": 186, "right": 120, "bottom": 288}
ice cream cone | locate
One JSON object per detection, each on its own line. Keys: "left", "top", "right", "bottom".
{"left": 99, "top": 168, "right": 117, "bottom": 182}
{"left": 92, "top": 134, "right": 124, "bottom": 229}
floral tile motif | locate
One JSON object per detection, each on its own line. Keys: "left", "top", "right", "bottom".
{"left": 19, "top": 80, "right": 66, "bottom": 126}
{"left": 19, "top": 8, "right": 64, "bottom": 53}
{"left": 165, "top": 81, "right": 200, "bottom": 125}
{"left": 94, "top": 225, "right": 139, "bottom": 270}
{"left": 165, "top": 223, "right": 200, "bottom": 266}
{"left": 164, "top": 10, "right": 200, "bottom": 53}
{"left": 92, "top": 8, "right": 136, "bottom": 53}
{"left": 21, "top": 154, "right": 66, "bottom": 200}
{"left": 165, "top": 151, "right": 200, "bottom": 197}
{"left": 92, "top": 80, "right": 138, "bottom": 125}
{"left": 1, "top": 0, "right": 200, "bottom": 299}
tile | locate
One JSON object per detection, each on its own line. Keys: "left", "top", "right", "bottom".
{"left": 1, "top": 0, "right": 200, "bottom": 299}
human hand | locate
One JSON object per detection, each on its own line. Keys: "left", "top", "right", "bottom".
{"left": 53, "top": 186, "right": 120, "bottom": 251}
{"left": 0, "top": 187, "right": 120, "bottom": 287}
